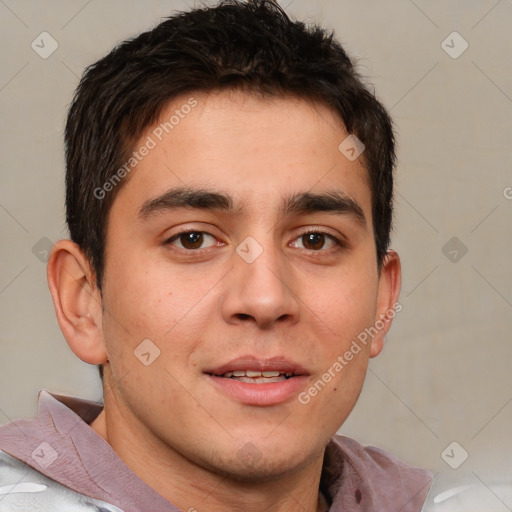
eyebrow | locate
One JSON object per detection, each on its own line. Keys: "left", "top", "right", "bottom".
{"left": 282, "top": 191, "right": 367, "bottom": 228}
{"left": 138, "top": 187, "right": 366, "bottom": 227}
{"left": 139, "top": 187, "right": 236, "bottom": 219}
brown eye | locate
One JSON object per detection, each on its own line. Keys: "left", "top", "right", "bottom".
{"left": 302, "top": 233, "right": 326, "bottom": 250}
{"left": 168, "top": 231, "right": 216, "bottom": 250}
{"left": 290, "top": 231, "right": 339, "bottom": 251}
{"left": 180, "top": 232, "right": 204, "bottom": 249}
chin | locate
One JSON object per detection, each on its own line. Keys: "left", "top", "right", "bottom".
{"left": 199, "top": 439, "right": 325, "bottom": 484}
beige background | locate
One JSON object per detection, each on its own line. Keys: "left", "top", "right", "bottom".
{"left": 1, "top": 0, "right": 511, "bottom": 508}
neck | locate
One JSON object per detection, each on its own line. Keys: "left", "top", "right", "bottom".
{"left": 90, "top": 391, "right": 328, "bottom": 512}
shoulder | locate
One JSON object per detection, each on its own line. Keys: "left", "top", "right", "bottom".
{"left": 0, "top": 450, "right": 123, "bottom": 512}
{"left": 333, "top": 434, "right": 432, "bottom": 477}
{"left": 326, "top": 435, "right": 433, "bottom": 512}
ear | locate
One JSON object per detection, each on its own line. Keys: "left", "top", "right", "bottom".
{"left": 47, "top": 240, "right": 107, "bottom": 365}
{"left": 369, "top": 250, "right": 402, "bottom": 358}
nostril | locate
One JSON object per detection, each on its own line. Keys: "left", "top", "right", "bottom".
{"left": 236, "top": 313, "right": 252, "bottom": 320}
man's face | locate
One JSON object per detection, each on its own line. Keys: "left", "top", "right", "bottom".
{"left": 99, "top": 91, "right": 389, "bottom": 479}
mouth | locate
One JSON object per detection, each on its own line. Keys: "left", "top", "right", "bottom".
{"left": 204, "top": 357, "right": 309, "bottom": 406}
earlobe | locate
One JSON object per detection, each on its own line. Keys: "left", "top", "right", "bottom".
{"left": 47, "top": 240, "right": 108, "bottom": 365}
{"left": 369, "top": 250, "right": 402, "bottom": 358}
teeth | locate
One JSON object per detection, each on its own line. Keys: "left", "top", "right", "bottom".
{"left": 235, "top": 376, "right": 286, "bottom": 384}
{"left": 220, "top": 370, "right": 294, "bottom": 378}
{"left": 262, "top": 371, "right": 280, "bottom": 377}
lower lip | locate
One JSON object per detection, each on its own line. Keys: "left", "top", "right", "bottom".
{"left": 207, "top": 375, "right": 309, "bottom": 406}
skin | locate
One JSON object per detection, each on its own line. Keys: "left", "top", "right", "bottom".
{"left": 48, "top": 90, "right": 401, "bottom": 512}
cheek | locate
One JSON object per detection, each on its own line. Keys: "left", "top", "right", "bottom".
{"left": 295, "top": 271, "right": 377, "bottom": 420}
{"left": 100, "top": 253, "right": 220, "bottom": 362}
{"left": 303, "top": 268, "right": 378, "bottom": 346}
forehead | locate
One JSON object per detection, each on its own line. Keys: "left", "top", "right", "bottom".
{"left": 113, "top": 90, "right": 372, "bottom": 219}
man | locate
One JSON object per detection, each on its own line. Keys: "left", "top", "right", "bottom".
{"left": 0, "top": 1, "right": 432, "bottom": 510}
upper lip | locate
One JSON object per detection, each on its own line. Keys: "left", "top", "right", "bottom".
{"left": 205, "top": 356, "right": 309, "bottom": 376}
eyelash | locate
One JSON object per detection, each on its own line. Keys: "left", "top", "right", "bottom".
{"left": 165, "top": 228, "right": 344, "bottom": 253}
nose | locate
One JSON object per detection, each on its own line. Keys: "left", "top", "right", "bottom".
{"left": 220, "top": 241, "right": 300, "bottom": 329}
